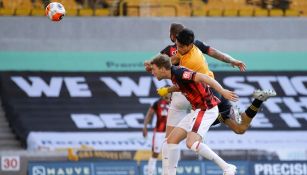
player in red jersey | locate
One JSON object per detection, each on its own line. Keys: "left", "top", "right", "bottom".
{"left": 145, "top": 24, "right": 275, "bottom": 175}
{"left": 143, "top": 94, "right": 171, "bottom": 175}
{"left": 150, "top": 54, "right": 238, "bottom": 175}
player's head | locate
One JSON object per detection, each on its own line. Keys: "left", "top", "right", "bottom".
{"left": 150, "top": 54, "right": 172, "bottom": 80}
{"left": 176, "top": 28, "right": 194, "bottom": 55}
{"left": 169, "top": 23, "right": 185, "bottom": 43}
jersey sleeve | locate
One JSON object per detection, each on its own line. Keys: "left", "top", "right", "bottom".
{"left": 194, "top": 40, "right": 210, "bottom": 54}
{"left": 160, "top": 46, "right": 171, "bottom": 55}
{"left": 173, "top": 67, "right": 196, "bottom": 83}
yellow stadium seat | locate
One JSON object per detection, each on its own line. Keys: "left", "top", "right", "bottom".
{"left": 238, "top": 8, "right": 254, "bottom": 16}
{"left": 31, "top": 8, "right": 45, "bottom": 16}
{"left": 65, "top": 9, "right": 78, "bottom": 16}
{"left": 52, "top": 0, "right": 78, "bottom": 10}
{"left": 284, "top": 9, "right": 299, "bottom": 17}
{"left": 254, "top": 8, "right": 268, "bottom": 16}
{"left": 223, "top": 9, "right": 239, "bottom": 17}
{"left": 2, "top": 0, "right": 18, "bottom": 9}
{"left": 192, "top": 9, "right": 207, "bottom": 16}
{"left": 0, "top": 8, "right": 14, "bottom": 16}
{"left": 207, "top": 9, "right": 223, "bottom": 16}
{"left": 95, "top": 9, "right": 110, "bottom": 16}
{"left": 15, "top": 9, "right": 31, "bottom": 16}
{"left": 269, "top": 9, "right": 283, "bottom": 16}
{"left": 79, "top": 8, "right": 94, "bottom": 16}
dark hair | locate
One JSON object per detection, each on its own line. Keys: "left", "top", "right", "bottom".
{"left": 150, "top": 54, "right": 172, "bottom": 70}
{"left": 176, "top": 28, "right": 194, "bottom": 46}
{"left": 170, "top": 23, "right": 185, "bottom": 36}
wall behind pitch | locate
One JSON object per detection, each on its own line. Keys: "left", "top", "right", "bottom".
{"left": 0, "top": 17, "right": 306, "bottom": 71}
{"left": 0, "top": 17, "right": 307, "bottom": 52}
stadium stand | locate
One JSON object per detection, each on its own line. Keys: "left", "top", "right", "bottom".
{"left": 1, "top": 0, "right": 307, "bottom": 17}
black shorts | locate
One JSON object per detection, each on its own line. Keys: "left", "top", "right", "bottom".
{"left": 210, "top": 88, "right": 233, "bottom": 126}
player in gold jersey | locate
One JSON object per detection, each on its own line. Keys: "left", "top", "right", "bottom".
{"left": 144, "top": 25, "right": 276, "bottom": 175}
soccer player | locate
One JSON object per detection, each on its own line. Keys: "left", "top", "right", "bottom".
{"left": 144, "top": 25, "right": 276, "bottom": 175}
{"left": 144, "top": 23, "right": 247, "bottom": 143}
{"left": 143, "top": 94, "right": 171, "bottom": 175}
{"left": 150, "top": 54, "right": 238, "bottom": 175}
{"left": 157, "top": 27, "right": 276, "bottom": 134}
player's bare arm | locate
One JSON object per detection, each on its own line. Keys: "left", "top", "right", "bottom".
{"left": 143, "top": 107, "right": 155, "bottom": 138}
{"left": 207, "top": 47, "right": 246, "bottom": 72}
{"left": 194, "top": 73, "right": 239, "bottom": 102}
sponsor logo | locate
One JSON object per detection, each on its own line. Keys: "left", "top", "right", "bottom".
{"left": 182, "top": 71, "right": 192, "bottom": 80}
{"left": 254, "top": 162, "right": 307, "bottom": 175}
{"left": 32, "top": 166, "right": 45, "bottom": 175}
{"left": 30, "top": 164, "right": 91, "bottom": 175}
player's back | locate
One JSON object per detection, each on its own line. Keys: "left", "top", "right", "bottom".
{"left": 179, "top": 45, "right": 214, "bottom": 78}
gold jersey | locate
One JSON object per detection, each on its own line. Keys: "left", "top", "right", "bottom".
{"left": 179, "top": 45, "right": 214, "bottom": 78}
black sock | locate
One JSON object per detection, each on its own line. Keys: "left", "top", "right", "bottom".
{"left": 245, "top": 99, "right": 263, "bottom": 118}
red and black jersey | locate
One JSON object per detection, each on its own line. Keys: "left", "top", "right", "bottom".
{"left": 170, "top": 66, "right": 220, "bottom": 110}
{"left": 160, "top": 44, "right": 177, "bottom": 57}
{"left": 160, "top": 40, "right": 210, "bottom": 57}
{"left": 152, "top": 98, "right": 169, "bottom": 132}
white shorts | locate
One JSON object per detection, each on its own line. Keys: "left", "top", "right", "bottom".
{"left": 152, "top": 131, "right": 166, "bottom": 153}
{"left": 167, "top": 92, "right": 191, "bottom": 127}
{"left": 177, "top": 106, "right": 219, "bottom": 138}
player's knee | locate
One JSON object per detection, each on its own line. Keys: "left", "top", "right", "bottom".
{"left": 234, "top": 127, "right": 246, "bottom": 134}
{"left": 186, "top": 142, "right": 192, "bottom": 149}
{"left": 189, "top": 141, "right": 200, "bottom": 152}
{"left": 166, "top": 137, "right": 177, "bottom": 144}
{"left": 185, "top": 138, "right": 195, "bottom": 149}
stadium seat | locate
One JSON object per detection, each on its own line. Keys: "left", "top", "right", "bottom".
{"left": 207, "top": 9, "right": 223, "bottom": 17}
{"left": 52, "top": 0, "right": 78, "bottom": 10}
{"left": 0, "top": 8, "right": 15, "bottom": 16}
{"left": 238, "top": 8, "right": 254, "bottom": 16}
{"left": 269, "top": 9, "right": 284, "bottom": 16}
{"left": 223, "top": 9, "right": 239, "bottom": 17}
{"left": 66, "top": 9, "right": 78, "bottom": 16}
{"left": 31, "top": 9, "right": 45, "bottom": 16}
{"left": 254, "top": 8, "right": 268, "bottom": 16}
{"left": 95, "top": 8, "right": 110, "bottom": 16}
{"left": 284, "top": 9, "right": 299, "bottom": 16}
{"left": 2, "top": 0, "right": 18, "bottom": 9}
{"left": 79, "top": 8, "right": 94, "bottom": 16}
{"left": 15, "top": 9, "right": 31, "bottom": 16}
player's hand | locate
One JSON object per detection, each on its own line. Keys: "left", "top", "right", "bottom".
{"left": 142, "top": 128, "right": 148, "bottom": 138}
{"left": 157, "top": 87, "right": 169, "bottom": 97}
{"left": 144, "top": 60, "right": 152, "bottom": 73}
{"left": 231, "top": 60, "right": 246, "bottom": 72}
{"left": 221, "top": 89, "right": 239, "bottom": 102}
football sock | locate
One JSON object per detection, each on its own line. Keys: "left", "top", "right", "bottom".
{"left": 162, "top": 139, "right": 169, "bottom": 175}
{"left": 167, "top": 144, "right": 180, "bottom": 175}
{"left": 148, "top": 157, "right": 157, "bottom": 175}
{"left": 245, "top": 99, "right": 263, "bottom": 118}
{"left": 191, "top": 141, "right": 228, "bottom": 170}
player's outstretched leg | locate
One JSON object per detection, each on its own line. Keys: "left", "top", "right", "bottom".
{"left": 190, "top": 141, "right": 237, "bottom": 175}
{"left": 223, "top": 164, "right": 237, "bottom": 175}
{"left": 252, "top": 89, "right": 276, "bottom": 101}
{"left": 231, "top": 89, "right": 277, "bottom": 133}
{"left": 244, "top": 89, "right": 276, "bottom": 119}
